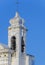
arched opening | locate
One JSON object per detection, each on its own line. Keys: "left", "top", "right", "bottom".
{"left": 21, "top": 36, "right": 25, "bottom": 53}
{"left": 11, "top": 36, "right": 16, "bottom": 51}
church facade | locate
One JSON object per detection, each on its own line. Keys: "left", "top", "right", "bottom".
{"left": 0, "top": 12, "right": 34, "bottom": 65}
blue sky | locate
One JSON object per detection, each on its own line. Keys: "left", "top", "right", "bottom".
{"left": 0, "top": 0, "right": 45, "bottom": 65}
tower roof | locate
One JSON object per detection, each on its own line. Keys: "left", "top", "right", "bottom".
{"left": 9, "top": 12, "right": 24, "bottom": 26}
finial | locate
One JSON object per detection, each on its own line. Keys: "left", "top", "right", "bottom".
{"left": 15, "top": 12, "right": 19, "bottom": 17}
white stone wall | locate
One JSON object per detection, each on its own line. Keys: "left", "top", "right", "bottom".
{"left": 20, "top": 53, "right": 26, "bottom": 65}
{"left": 26, "top": 55, "right": 34, "bottom": 65}
{"left": 11, "top": 53, "right": 26, "bottom": 65}
{"left": 0, "top": 52, "right": 9, "bottom": 65}
{"left": 8, "top": 52, "right": 11, "bottom": 65}
{"left": 8, "top": 26, "right": 21, "bottom": 65}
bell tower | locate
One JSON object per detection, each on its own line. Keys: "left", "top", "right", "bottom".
{"left": 8, "top": 12, "right": 27, "bottom": 65}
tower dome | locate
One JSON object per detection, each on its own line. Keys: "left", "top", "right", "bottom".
{"left": 9, "top": 12, "right": 24, "bottom": 26}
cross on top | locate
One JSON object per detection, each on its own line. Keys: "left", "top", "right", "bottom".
{"left": 16, "top": 0, "right": 19, "bottom": 12}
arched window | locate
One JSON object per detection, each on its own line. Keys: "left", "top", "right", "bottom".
{"left": 11, "top": 36, "right": 16, "bottom": 51}
{"left": 21, "top": 37, "right": 25, "bottom": 53}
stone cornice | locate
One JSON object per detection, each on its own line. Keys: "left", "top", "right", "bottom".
{"left": 8, "top": 25, "right": 27, "bottom": 31}
{"left": 0, "top": 49, "right": 14, "bottom": 54}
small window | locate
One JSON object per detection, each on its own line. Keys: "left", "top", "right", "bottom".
{"left": 0, "top": 56, "right": 1, "bottom": 57}
{"left": 4, "top": 55, "right": 6, "bottom": 57}
{"left": 11, "top": 54, "right": 12, "bottom": 57}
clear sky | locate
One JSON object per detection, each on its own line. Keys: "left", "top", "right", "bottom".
{"left": 0, "top": 0, "right": 45, "bottom": 65}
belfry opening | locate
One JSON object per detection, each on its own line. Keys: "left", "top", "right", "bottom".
{"left": 11, "top": 36, "right": 16, "bottom": 51}
{"left": 21, "top": 36, "right": 25, "bottom": 53}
